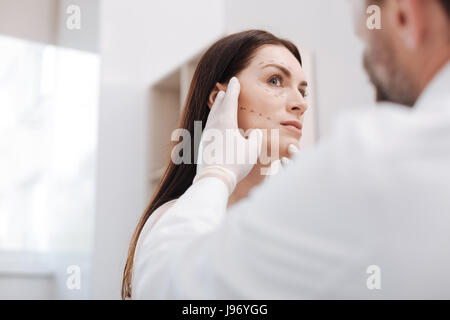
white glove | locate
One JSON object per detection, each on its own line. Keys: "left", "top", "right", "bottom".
{"left": 194, "top": 77, "right": 263, "bottom": 194}
{"left": 264, "top": 144, "right": 300, "bottom": 176}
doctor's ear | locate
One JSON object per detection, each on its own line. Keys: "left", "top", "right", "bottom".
{"left": 207, "top": 82, "right": 227, "bottom": 109}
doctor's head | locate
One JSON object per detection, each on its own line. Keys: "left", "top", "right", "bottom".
{"left": 351, "top": 0, "right": 450, "bottom": 106}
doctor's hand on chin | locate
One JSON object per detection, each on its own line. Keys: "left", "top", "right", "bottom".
{"left": 194, "top": 77, "right": 299, "bottom": 195}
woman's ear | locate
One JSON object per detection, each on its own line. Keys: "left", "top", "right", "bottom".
{"left": 207, "top": 82, "right": 227, "bottom": 109}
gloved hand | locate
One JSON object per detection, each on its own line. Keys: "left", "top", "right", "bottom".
{"left": 194, "top": 77, "right": 263, "bottom": 195}
{"left": 263, "top": 144, "right": 300, "bottom": 176}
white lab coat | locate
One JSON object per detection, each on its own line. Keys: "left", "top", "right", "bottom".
{"left": 132, "top": 62, "right": 450, "bottom": 299}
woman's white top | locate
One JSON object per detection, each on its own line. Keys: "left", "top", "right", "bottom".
{"left": 131, "top": 199, "right": 177, "bottom": 299}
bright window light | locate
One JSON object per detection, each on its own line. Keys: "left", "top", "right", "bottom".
{"left": 0, "top": 35, "right": 100, "bottom": 253}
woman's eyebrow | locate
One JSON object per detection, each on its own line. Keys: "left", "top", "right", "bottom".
{"left": 262, "top": 63, "right": 308, "bottom": 87}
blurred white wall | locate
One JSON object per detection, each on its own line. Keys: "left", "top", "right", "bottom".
{"left": 0, "top": 0, "right": 58, "bottom": 45}
{"left": 0, "top": 0, "right": 98, "bottom": 52}
{"left": 56, "top": 0, "right": 99, "bottom": 52}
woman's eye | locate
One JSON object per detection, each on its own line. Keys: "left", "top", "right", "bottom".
{"left": 268, "top": 76, "right": 282, "bottom": 87}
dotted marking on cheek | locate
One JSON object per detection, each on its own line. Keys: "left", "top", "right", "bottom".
{"left": 239, "top": 106, "right": 273, "bottom": 122}
{"left": 237, "top": 107, "right": 303, "bottom": 145}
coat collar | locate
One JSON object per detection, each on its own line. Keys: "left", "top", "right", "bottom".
{"left": 414, "top": 61, "right": 450, "bottom": 113}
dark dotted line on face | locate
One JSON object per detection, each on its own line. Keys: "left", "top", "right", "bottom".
{"left": 239, "top": 106, "right": 272, "bottom": 121}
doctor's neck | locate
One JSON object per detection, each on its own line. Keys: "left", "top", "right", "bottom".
{"left": 415, "top": 44, "right": 450, "bottom": 98}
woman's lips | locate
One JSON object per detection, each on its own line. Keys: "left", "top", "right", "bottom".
{"left": 280, "top": 120, "right": 303, "bottom": 136}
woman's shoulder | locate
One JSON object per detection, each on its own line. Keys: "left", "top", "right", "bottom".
{"left": 135, "top": 199, "right": 178, "bottom": 255}
{"left": 132, "top": 198, "right": 178, "bottom": 298}
{"left": 153, "top": 198, "right": 177, "bottom": 217}
{"left": 146, "top": 199, "right": 177, "bottom": 230}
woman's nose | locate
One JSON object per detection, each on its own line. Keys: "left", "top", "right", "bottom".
{"left": 287, "top": 95, "right": 308, "bottom": 116}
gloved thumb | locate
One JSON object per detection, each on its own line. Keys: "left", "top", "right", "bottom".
{"left": 288, "top": 144, "right": 300, "bottom": 156}
{"left": 281, "top": 157, "right": 291, "bottom": 166}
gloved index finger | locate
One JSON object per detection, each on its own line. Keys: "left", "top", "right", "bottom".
{"left": 222, "top": 77, "right": 240, "bottom": 123}
{"left": 210, "top": 90, "right": 226, "bottom": 113}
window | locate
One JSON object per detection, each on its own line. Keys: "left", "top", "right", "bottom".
{"left": 0, "top": 35, "right": 100, "bottom": 253}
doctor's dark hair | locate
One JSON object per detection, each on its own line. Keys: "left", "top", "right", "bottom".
{"left": 122, "top": 29, "right": 302, "bottom": 299}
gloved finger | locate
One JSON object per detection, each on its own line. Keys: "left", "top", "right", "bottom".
{"left": 247, "top": 128, "right": 263, "bottom": 163}
{"left": 209, "top": 90, "right": 226, "bottom": 116}
{"left": 281, "top": 157, "right": 291, "bottom": 166}
{"left": 288, "top": 144, "right": 300, "bottom": 157}
{"left": 265, "top": 159, "right": 282, "bottom": 176}
{"left": 221, "top": 77, "right": 240, "bottom": 126}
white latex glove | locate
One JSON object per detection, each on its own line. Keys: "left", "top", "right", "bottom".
{"left": 264, "top": 144, "right": 300, "bottom": 176}
{"left": 194, "top": 77, "right": 263, "bottom": 194}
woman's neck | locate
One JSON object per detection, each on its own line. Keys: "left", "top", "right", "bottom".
{"left": 227, "top": 162, "right": 270, "bottom": 208}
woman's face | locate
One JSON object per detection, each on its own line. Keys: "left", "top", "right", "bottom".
{"left": 235, "top": 45, "right": 308, "bottom": 161}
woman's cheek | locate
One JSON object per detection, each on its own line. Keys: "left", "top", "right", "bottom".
{"left": 237, "top": 109, "right": 252, "bottom": 132}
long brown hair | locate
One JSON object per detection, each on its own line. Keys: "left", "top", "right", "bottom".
{"left": 121, "top": 29, "right": 302, "bottom": 299}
